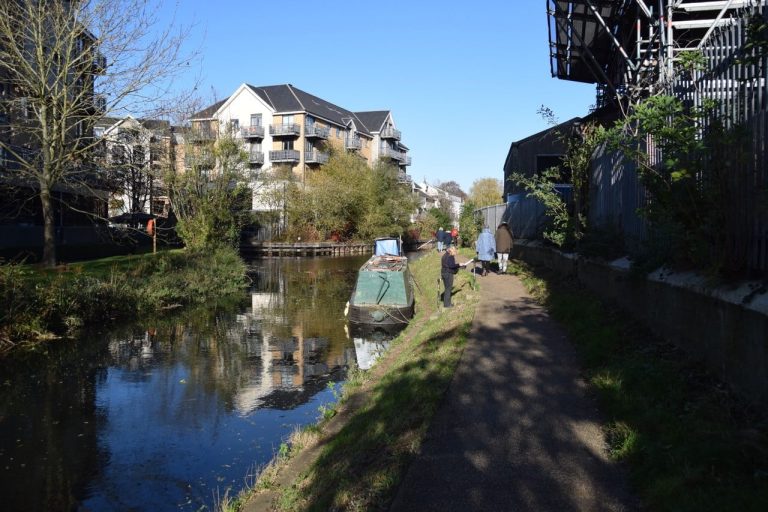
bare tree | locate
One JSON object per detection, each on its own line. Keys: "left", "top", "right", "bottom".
{"left": 0, "top": 0, "right": 195, "bottom": 266}
{"left": 435, "top": 180, "right": 467, "bottom": 200}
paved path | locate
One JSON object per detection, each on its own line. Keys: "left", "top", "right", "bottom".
{"left": 389, "top": 272, "right": 638, "bottom": 511}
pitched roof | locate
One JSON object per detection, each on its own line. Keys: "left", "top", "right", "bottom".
{"left": 246, "top": 84, "right": 373, "bottom": 136}
{"left": 353, "top": 111, "right": 390, "bottom": 133}
{"left": 190, "top": 98, "right": 228, "bottom": 119}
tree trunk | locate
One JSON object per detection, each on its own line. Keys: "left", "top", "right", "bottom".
{"left": 40, "top": 185, "right": 57, "bottom": 267}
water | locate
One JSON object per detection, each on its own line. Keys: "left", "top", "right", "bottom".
{"left": 0, "top": 255, "right": 401, "bottom": 512}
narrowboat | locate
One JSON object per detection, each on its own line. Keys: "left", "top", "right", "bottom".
{"left": 346, "top": 237, "right": 415, "bottom": 325}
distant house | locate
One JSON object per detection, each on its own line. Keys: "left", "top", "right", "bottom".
{"left": 411, "top": 180, "right": 463, "bottom": 224}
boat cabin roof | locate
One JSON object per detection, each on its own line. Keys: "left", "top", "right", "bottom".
{"left": 362, "top": 255, "right": 408, "bottom": 272}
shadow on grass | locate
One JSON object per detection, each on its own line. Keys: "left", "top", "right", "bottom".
{"left": 515, "top": 262, "right": 768, "bottom": 512}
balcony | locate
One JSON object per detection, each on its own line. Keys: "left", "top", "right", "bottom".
{"left": 380, "top": 146, "right": 406, "bottom": 162}
{"left": 185, "top": 151, "right": 215, "bottom": 168}
{"left": 269, "top": 124, "right": 301, "bottom": 137}
{"left": 93, "top": 52, "right": 107, "bottom": 74}
{"left": 249, "top": 151, "right": 264, "bottom": 165}
{"left": 93, "top": 94, "right": 107, "bottom": 113}
{"left": 269, "top": 150, "right": 300, "bottom": 163}
{"left": 304, "top": 124, "right": 330, "bottom": 139}
{"left": 190, "top": 128, "right": 216, "bottom": 142}
{"left": 241, "top": 125, "right": 265, "bottom": 139}
{"left": 402, "top": 156, "right": 412, "bottom": 166}
{"left": 380, "top": 126, "right": 401, "bottom": 140}
{"left": 345, "top": 136, "right": 362, "bottom": 150}
{"left": 304, "top": 150, "right": 329, "bottom": 164}
{"left": 397, "top": 172, "right": 412, "bottom": 184}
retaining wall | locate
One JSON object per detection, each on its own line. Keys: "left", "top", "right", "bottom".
{"left": 513, "top": 240, "right": 768, "bottom": 406}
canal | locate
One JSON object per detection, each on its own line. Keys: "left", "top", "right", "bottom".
{"left": 0, "top": 255, "right": 401, "bottom": 512}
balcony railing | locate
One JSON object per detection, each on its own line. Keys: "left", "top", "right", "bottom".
{"left": 93, "top": 52, "right": 107, "bottom": 74}
{"left": 380, "top": 146, "right": 406, "bottom": 162}
{"left": 185, "top": 152, "right": 215, "bottom": 168}
{"left": 249, "top": 151, "right": 264, "bottom": 164}
{"left": 93, "top": 94, "right": 107, "bottom": 113}
{"left": 190, "top": 128, "right": 216, "bottom": 142}
{"left": 345, "top": 136, "right": 362, "bottom": 150}
{"left": 397, "top": 172, "right": 412, "bottom": 184}
{"left": 304, "top": 124, "right": 330, "bottom": 139}
{"left": 380, "top": 126, "right": 401, "bottom": 140}
{"left": 269, "top": 150, "right": 300, "bottom": 162}
{"left": 269, "top": 124, "right": 301, "bottom": 137}
{"left": 304, "top": 150, "right": 329, "bottom": 164}
{"left": 241, "top": 125, "right": 265, "bottom": 139}
{"left": 402, "top": 156, "right": 412, "bottom": 166}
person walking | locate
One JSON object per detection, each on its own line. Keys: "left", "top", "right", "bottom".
{"left": 495, "top": 222, "right": 513, "bottom": 274}
{"left": 441, "top": 246, "right": 466, "bottom": 308}
{"left": 450, "top": 226, "right": 459, "bottom": 247}
{"left": 475, "top": 227, "right": 496, "bottom": 277}
{"left": 436, "top": 227, "right": 445, "bottom": 252}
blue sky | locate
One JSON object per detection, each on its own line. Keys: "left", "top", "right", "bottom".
{"left": 158, "top": 0, "right": 595, "bottom": 193}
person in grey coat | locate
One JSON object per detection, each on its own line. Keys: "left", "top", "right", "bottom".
{"left": 495, "top": 222, "right": 514, "bottom": 274}
{"left": 475, "top": 227, "right": 496, "bottom": 277}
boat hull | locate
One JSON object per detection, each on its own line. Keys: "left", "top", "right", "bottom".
{"left": 347, "top": 299, "right": 414, "bottom": 326}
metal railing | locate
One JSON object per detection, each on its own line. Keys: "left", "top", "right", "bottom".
{"left": 241, "top": 125, "right": 265, "bottom": 138}
{"left": 380, "top": 126, "right": 401, "bottom": 140}
{"left": 269, "top": 150, "right": 300, "bottom": 162}
{"left": 249, "top": 151, "right": 264, "bottom": 164}
{"left": 402, "top": 156, "right": 412, "bottom": 166}
{"left": 93, "top": 52, "right": 107, "bottom": 73}
{"left": 380, "top": 146, "right": 406, "bottom": 161}
{"left": 304, "top": 150, "right": 329, "bottom": 164}
{"left": 304, "top": 125, "right": 330, "bottom": 139}
{"left": 345, "top": 137, "right": 362, "bottom": 150}
{"left": 269, "top": 124, "right": 300, "bottom": 136}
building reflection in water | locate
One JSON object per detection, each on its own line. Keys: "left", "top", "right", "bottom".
{"left": 0, "top": 255, "right": 370, "bottom": 512}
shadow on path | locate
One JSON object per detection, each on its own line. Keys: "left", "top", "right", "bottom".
{"left": 389, "top": 273, "right": 638, "bottom": 511}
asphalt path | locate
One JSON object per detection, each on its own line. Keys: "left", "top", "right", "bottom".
{"left": 389, "top": 271, "right": 639, "bottom": 511}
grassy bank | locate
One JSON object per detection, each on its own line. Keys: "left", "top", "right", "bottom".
{"left": 224, "top": 250, "right": 479, "bottom": 512}
{"left": 508, "top": 260, "right": 768, "bottom": 512}
{"left": 0, "top": 246, "right": 248, "bottom": 353}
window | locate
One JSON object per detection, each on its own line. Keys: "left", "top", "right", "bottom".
{"left": 305, "top": 140, "right": 313, "bottom": 152}
{"left": 93, "top": 126, "right": 105, "bottom": 138}
{"left": 282, "top": 115, "right": 294, "bottom": 126}
{"left": 230, "top": 119, "right": 239, "bottom": 132}
{"left": 336, "top": 127, "right": 341, "bottom": 137}
{"left": 282, "top": 140, "right": 294, "bottom": 150}
{"left": 250, "top": 114, "right": 262, "bottom": 127}
{"left": 251, "top": 142, "right": 261, "bottom": 152}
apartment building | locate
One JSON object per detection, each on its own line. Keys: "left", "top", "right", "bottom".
{"left": 188, "top": 83, "right": 411, "bottom": 210}
{"left": 93, "top": 116, "right": 174, "bottom": 218}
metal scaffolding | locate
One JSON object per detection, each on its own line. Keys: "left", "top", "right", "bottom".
{"left": 547, "top": 0, "right": 768, "bottom": 106}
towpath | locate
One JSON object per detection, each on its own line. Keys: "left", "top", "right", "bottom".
{"left": 389, "top": 272, "right": 639, "bottom": 511}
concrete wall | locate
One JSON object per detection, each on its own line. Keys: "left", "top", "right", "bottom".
{"left": 512, "top": 240, "right": 768, "bottom": 406}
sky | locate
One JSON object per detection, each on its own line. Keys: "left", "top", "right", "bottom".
{"left": 154, "top": 0, "right": 596, "bottom": 193}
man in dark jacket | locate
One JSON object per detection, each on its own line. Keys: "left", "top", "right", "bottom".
{"left": 441, "top": 246, "right": 465, "bottom": 307}
{"left": 495, "top": 222, "right": 513, "bottom": 274}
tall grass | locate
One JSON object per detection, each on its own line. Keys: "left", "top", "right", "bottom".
{"left": 0, "top": 247, "right": 248, "bottom": 353}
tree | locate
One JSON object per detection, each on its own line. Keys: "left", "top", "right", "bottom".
{"left": 0, "top": 0, "right": 194, "bottom": 266}
{"left": 285, "top": 150, "right": 415, "bottom": 241}
{"left": 164, "top": 128, "right": 250, "bottom": 251}
{"left": 468, "top": 178, "right": 503, "bottom": 208}
{"left": 436, "top": 180, "right": 467, "bottom": 200}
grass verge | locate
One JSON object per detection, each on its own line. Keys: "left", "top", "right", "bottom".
{"left": 228, "top": 249, "right": 480, "bottom": 512}
{"left": 0, "top": 246, "right": 248, "bottom": 353}
{"left": 507, "top": 259, "right": 768, "bottom": 512}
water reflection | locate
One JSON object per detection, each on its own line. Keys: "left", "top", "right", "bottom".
{"left": 348, "top": 324, "right": 406, "bottom": 370}
{"left": 0, "top": 255, "right": 368, "bottom": 512}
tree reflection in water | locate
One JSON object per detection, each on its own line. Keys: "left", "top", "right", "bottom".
{"left": 0, "top": 255, "right": 370, "bottom": 512}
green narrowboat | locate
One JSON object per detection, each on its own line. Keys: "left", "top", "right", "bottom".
{"left": 346, "top": 237, "right": 415, "bottom": 325}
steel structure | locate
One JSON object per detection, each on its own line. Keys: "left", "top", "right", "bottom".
{"left": 548, "top": 0, "right": 768, "bottom": 105}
